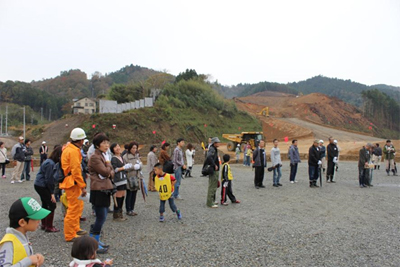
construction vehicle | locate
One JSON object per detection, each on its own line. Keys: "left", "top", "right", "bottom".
{"left": 222, "top": 132, "right": 264, "bottom": 151}
{"left": 257, "top": 107, "right": 269, "bottom": 117}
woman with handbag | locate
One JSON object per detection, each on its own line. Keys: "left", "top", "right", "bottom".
{"left": 88, "top": 133, "right": 115, "bottom": 254}
{"left": 0, "top": 142, "right": 8, "bottom": 179}
{"left": 123, "top": 141, "right": 143, "bottom": 216}
{"left": 110, "top": 143, "right": 132, "bottom": 221}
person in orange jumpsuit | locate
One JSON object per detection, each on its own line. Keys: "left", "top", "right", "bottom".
{"left": 59, "top": 128, "right": 88, "bottom": 242}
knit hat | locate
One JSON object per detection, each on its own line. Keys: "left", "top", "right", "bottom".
{"left": 9, "top": 197, "right": 50, "bottom": 221}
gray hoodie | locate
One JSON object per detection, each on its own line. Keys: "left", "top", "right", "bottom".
{"left": 289, "top": 145, "right": 301, "bottom": 164}
{"left": 0, "top": 227, "right": 34, "bottom": 267}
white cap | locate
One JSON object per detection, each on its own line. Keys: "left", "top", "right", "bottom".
{"left": 237, "top": 144, "right": 240, "bottom": 147}
{"left": 334, "top": 140, "right": 338, "bottom": 144}
{"left": 42, "top": 141, "right": 46, "bottom": 144}
{"left": 319, "top": 140, "right": 324, "bottom": 144}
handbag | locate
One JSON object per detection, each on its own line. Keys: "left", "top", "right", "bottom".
{"left": 127, "top": 176, "right": 139, "bottom": 191}
{"left": 201, "top": 164, "right": 213, "bottom": 176}
{"left": 0, "top": 150, "right": 9, "bottom": 164}
{"left": 101, "top": 180, "right": 117, "bottom": 196}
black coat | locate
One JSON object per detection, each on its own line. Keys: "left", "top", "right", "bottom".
{"left": 206, "top": 145, "right": 219, "bottom": 172}
{"left": 327, "top": 143, "right": 338, "bottom": 161}
{"left": 358, "top": 147, "right": 370, "bottom": 168}
{"left": 308, "top": 145, "right": 320, "bottom": 167}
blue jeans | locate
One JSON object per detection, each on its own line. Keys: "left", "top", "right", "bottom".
{"left": 20, "top": 161, "right": 31, "bottom": 181}
{"left": 308, "top": 165, "right": 319, "bottom": 181}
{"left": 290, "top": 163, "right": 298, "bottom": 181}
{"left": 172, "top": 167, "right": 182, "bottom": 198}
{"left": 92, "top": 206, "right": 108, "bottom": 234}
{"left": 273, "top": 165, "right": 282, "bottom": 184}
{"left": 159, "top": 198, "right": 177, "bottom": 214}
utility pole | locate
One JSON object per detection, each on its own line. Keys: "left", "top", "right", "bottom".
{"left": 48, "top": 109, "right": 51, "bottom": 121}
{"left": 5, "top": 105, "right": 8, "bottom": 136}
{"left": 0, "top": 113, "right": 2, "bottom": 135}
{"left": 22, "top": 106, "right": 26, "bottom": 140}
{"left": 31, "top": 114, "right": 34, "bottom": 124}
{"left": 41, "top": 107, "right": 43, "bottom": 121}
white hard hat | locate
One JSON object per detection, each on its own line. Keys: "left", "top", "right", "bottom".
{"left": 42, "top": 141, "right": 46, "bottom": 144}
{"left": 333, "top": 140, "right": 338, "bottom": 144}
{"left": 319, "top": 140, "right": 324, "bottom": 144}
{"left": 84, "top": 139, "right": 89, "bottom": 144}
{"left": 70, "top": 128, "right": 87, "bottom": 141}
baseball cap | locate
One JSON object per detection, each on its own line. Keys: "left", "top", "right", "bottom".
{"left": 9, "top": 197, "right": 50, "bottom": 221}
{"left": 211, "top": 137, "right": 221, "bottom": 144}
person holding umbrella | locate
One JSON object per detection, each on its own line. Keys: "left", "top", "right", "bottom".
{"left": 123, "top": 141, "right": 143, "bottom": 216}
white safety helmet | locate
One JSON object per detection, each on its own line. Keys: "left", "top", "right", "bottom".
{"left": 333, "top": 140, "right": 338, "bottom": 144}
{"left": 84, "top": 139, "right": 89, "bottom": 144}
{"left": 70, "top": 128, "right": 87, "bottom": 141}
{"left": 319, "top": 140, "right": 324, "bottom": 144}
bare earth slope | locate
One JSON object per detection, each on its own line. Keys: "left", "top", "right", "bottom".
{"left": 235, "top": 92, "right": 399, "bottom": 158}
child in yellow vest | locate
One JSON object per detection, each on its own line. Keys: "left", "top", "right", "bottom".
{"left": 154, "top": 163, "right": 182, "bottom": 222}
{"left": 221, "top": 155, "right": 241, "bottom": 206}
{"left": 0, "top": 197, "right": 50, "bottom": 267}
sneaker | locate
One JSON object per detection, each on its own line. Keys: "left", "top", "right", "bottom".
{"left": 159, "top": 215, "right": 165, "bottom": 222}
{"left": 294, "top": 180, "right": 298, "bottom": 183}
{"left": 233, "top": 200, "right": 241, "bottom": 204}
{"left": 2, "top": 175, "right": 5, "bottom": 179}
{"left": 259, "top": 185, "right": 266, "bottom": 188}
{"left": 221, "top": 202, "right": 228, "bottom": 206}
{"left": 18, "top": 180, "right": 23, "bottom": 183}
{"left": 277, "top": 183, "right": 282, "bottom": 186}
{"left": 175, "top": 196, "right": 184, "bottom": 200}
{"left": 273, "top": 184, "right": 278, "bottom": 187}
{"left": 210, "top": 205, "right": 218, "bottom": 208}
{"left": 176, "top": 210, "right": 182, "bottom": 220}
{"left": 11, "top": 181, "right": 15, "bottom": 184}
{"left": 290, "top": 181, "right": 295, "bottom": 184}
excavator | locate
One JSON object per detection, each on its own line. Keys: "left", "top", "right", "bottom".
{"left": 257, "top": 107, "right": 269, "bottom": 117}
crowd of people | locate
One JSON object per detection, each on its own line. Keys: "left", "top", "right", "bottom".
{"left": 0, "top": 130, "right": 397, "bottom": 266}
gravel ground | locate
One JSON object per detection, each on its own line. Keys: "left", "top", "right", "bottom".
{"left": 1, "top": 161, "right": 399, "bottom": 267}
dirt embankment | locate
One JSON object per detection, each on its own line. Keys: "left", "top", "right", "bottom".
{"left": 234, "top": 92, "right": 399, "bottom": 159}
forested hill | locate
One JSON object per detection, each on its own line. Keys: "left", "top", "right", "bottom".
{"left": 221, "top": 75, "right": 400, "bottom": 107}
{"left": 288, "top": 76, "right": 400, "bottom": 107}
{"left": 31, "top": 64, "right": 165, "bottom": 100}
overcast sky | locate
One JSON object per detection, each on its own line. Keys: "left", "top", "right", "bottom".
{"left": 1, "top": 0, "right": 399, "bottom": 86}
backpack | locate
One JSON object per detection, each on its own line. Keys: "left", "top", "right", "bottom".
{"left": 54, "top": 156, "right": 71, "bottom": 184}
{"left": 53, "top": 162, "right": 66, "bottom": 183}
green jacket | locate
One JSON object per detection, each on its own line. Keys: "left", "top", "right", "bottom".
{"left": 383, "top": 145, "right": 396, "bottom": 160}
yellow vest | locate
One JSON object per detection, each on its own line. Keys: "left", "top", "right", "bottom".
{"left": 221, "top": 163, "right": 233, "bottom": 181}
{"left": 155, "top": 173, "right": 173, "bottom": 201}
{"left": 0, "top": 233, "right": 35, "bottom": 267}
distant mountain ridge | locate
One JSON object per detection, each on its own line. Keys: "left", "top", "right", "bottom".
{"left": 220, "top": 75, "right": 400, "bottom": 107}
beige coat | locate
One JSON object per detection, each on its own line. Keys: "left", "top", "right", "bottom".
{"left": 123, "top": 152, "right": 143, "bottom": 191}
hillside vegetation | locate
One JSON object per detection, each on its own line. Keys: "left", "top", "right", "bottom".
{"left": 55, "top": 79, "right": 261, "bottom": 146}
